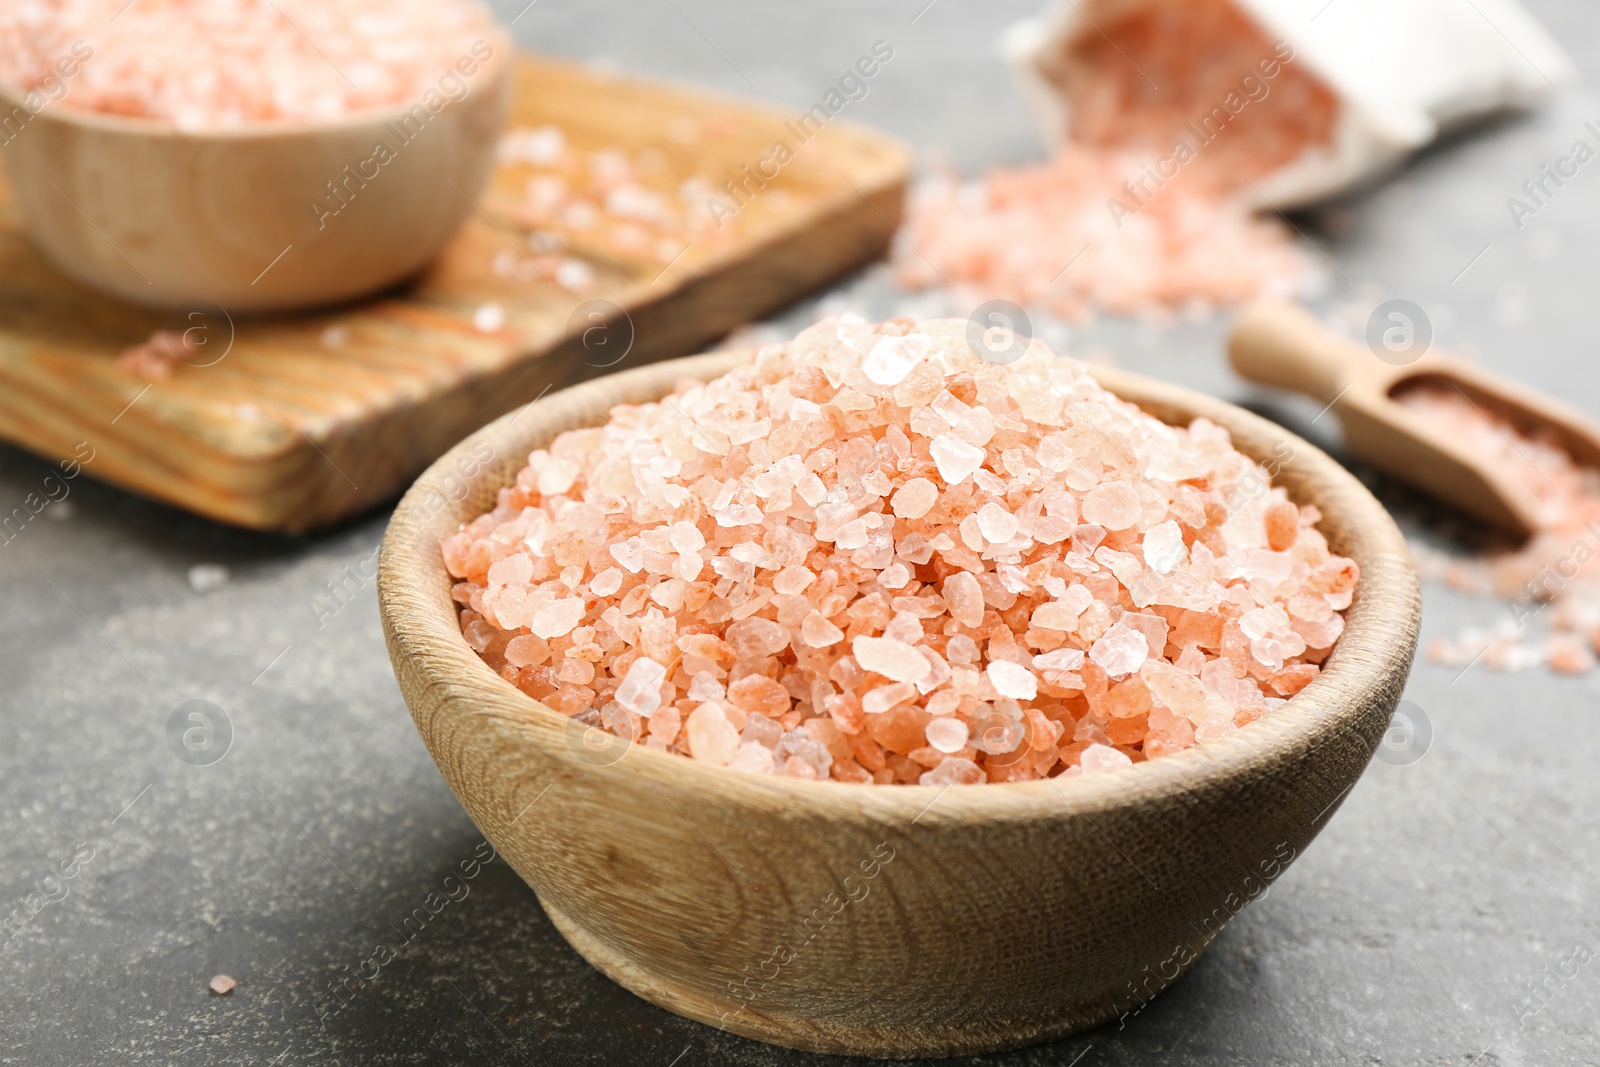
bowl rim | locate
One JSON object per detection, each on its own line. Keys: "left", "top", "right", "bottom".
{"left": 0, "top": 19, "right": 513, "bottom": 141}
{"left": 378, "top": 347, "right": 1421, "bottom": 825}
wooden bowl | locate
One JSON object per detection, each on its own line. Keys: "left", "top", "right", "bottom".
{"left": 377, "top": 351, "right": 1421, "bottom": 1059}
{"left": 0, "top": 29, "right": 512, "bottom": 312}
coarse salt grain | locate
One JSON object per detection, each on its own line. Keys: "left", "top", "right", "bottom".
{"left": 444, "top": 316, "right": 1356, "bottom": 784}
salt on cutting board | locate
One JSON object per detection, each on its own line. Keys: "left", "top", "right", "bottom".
{"left": 0, "top": 55, "right": 909, "bottom": 532}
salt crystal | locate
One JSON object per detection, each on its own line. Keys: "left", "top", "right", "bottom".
{"left": 971, "top": 713, "right": 1025, "bottom": 755}
{"left": 473, "top": 303, "right": 506, "bottom": 333}
{"left": 1034, "top": 647, "right": 1086, "bottom": 671}
{"left": 919, "top": 757, "right": 985, "bottom": 786}
{"left": 726, "top": 617, "right": 790, "bottom": 657}
{"left": 878, "top": 562, "right": 913, "bottom": 589}
{"left": 728, "top": 675, "right": 792, "bottom": 716}
{"left": 930, "top": 434, "right": 986, "bottom": 485}
{"left": 687, "top": 672, "right": 725, "bottom": 701}
{"left": 1079, "top": 743, "right": 1133, "bottom": 775}
{"left": 1031, "top": 601, "right": 1079, "bottom": 632}
{"left": 1089, "top": 621, "right": 1148, "bottom": 678}
{"left": 716, "top": 504, "right": 764, "bottom": 527}
{"left": 610, "top": 539, "right": 646, "bottom": 573}
{"left": 615, "top": 657, "right": 666, "bottom": 716}
{"left": 727, "top": 740, "right": 777, "bottom": 774}
{"left": 187, "top": 564, "right": 229, "bottom": 593}
{"left": 862, "top": 682, "right": 917, "bottom": 714}
{"left": 669, "top": 521, "right": 705, "bottom": 556}
{"left": 686, "top": 702, "right": 741, "bottom": 764}
{"left": 801, "top": 611, "right": 845, "bottom": 648}
{"left": 925, "top": 716, "right": 970, "bottom": 754}
{"left": 741, "top": 712, "right": 784, "bottom": 749}
{"left": 976, "top": 503, "right": 1019, "bottom": 545}
{"left": 1238, "top": 606, "right": 1288, "bottom": 641}
{"left": 891, "top": 478, "right": 939, "bottom": 519}
{"left": 986, "top": 660, "right": 1037, "bottom": 700}
{"left": 943, "top": 571, "right": 986, "bottom": 628}
{"left": 1142, "top": 521, "right": 1186, "bottom": 574}
{"left": 773, "top": 565, "right": 815, "bottom": 595}
{"left": 862, "top": 333, "right": 931, "bottom": 386}
{"left": 1081, "top": 482, "right": 1141, "bottom": 531}
{"left": 529, "top": 598, "right": 586, "bottom": 639}
{"left": 852, "top": 636, "right": 931, "bottom": 684}
{"left": 488, "top": 554, "right": 533, "bottom": 588}
{"left": 590, "top": 568, "right": 624, "bottom": 596}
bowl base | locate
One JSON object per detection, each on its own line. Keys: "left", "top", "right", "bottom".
{"left": 540, "top": 895, "right": 1152, "bottom": 1059}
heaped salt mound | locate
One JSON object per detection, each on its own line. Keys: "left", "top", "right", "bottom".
{"left": 443, "top": 317, "right": 1358, "bottom": 785}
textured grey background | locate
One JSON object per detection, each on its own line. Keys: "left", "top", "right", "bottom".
{"left": 4, "top": 1, "right": 1599, "bottom": 1064}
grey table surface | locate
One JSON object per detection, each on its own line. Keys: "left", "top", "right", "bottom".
{"left": 4, "top": 2, "right": 1600, "bottom": 1064}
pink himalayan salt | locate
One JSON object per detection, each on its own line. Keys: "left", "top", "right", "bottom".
{"left": 0, "top": 0, "right": 500, "bottom": 129}
{"left": 1089, "top": 620, "right": 1148, "bottom": 678}
{"left": 1079, "top": 743, "right": 1133, "bottom": 775}
{"left": 686, "top": 703, "right": 740, "bottom": 765}
{"left": 853, "top": 636, "right": 931, "bottom": 685}
{"left": 497, "top": 125, "right": 746, "bottom": 282}
{"left": 615, "top": 657, "right": 665, "bottom": 716}
{"left": 986, "top": 660, "right": 1038, "bottom": 701}
{"left": 895, "top": 0, "right": 1337, "bottom": 320}
{"left": 115, "top": 329, "right": 197, "bottom": 381}
{"left": 942, "top": 571, "right": 985, "bottom": 629}
{"left": 925, "top": 716, "right": 970, "bottom": 754}
{"left": 443, "top": 316, "right": 1356, "bottom": 784}
{"left": 1402, "top": 385, "right": 1600, "bottom": 675}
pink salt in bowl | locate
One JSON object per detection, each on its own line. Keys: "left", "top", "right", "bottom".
{"left": 0, "top": 26, "right": 513, "bottom": 312}
{"left": 376, "top": 349, "right": 1420, "bottom": 1059}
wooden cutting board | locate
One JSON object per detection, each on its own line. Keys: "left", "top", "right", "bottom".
{"left": 0, "top": 55, "right": 909, "bottom": 532}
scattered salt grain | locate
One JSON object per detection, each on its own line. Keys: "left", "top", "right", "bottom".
{"left": 187, "top": 564, "right": 229, "bottom": 593}
{"left": 472, "top": 303, "right": 506, "bottom": 333}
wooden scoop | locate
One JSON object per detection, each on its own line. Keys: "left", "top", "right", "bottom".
{"left": 1228, "top": 300, "right": 1600, "bottom": 539}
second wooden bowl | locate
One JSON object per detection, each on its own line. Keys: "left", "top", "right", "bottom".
{"left": 0, "top": 28, "right": 512, "bottom": 312}
{"left": 377, "top": 351, "right": 1420, "bottom": 1058}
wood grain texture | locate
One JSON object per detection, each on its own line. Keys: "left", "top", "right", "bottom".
{"left": 377, "top": 351, "right": 1422, "bottom": 1059}
{"left": 0, "top": 56, "right": 909, "bottom": 532}
{"left": 1229, "top": 300, "right": 1600, "bottom": 539}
